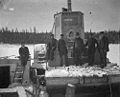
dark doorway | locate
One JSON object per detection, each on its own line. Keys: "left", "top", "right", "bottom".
{"left": 0, "top": 66, "right": 10, "bottom": 88}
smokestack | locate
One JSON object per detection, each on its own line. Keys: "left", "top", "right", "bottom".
{"left": 67, "top": 0, "right": 72, "bottom": 12}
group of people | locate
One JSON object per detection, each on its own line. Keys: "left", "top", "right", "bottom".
{"left": 18, "top": 31, "right": 109, "bottom": 68}
{"left": 86, "top": 32, "right": 109, "bottom": 68}
{"left": 46, "top": 31, "right": 109, "bottom": 68}
{"left": 46, "top": 34, "right": 68, "bottom": 66}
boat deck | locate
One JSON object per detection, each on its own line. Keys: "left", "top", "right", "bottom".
{"left": 46, "top": 75, "right": 120, "bottom": 97}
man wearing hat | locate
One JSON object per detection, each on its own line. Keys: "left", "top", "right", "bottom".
{"left": 99, "top": 31, "right": 109, "bottom": 68}
{"left": 85, "top": 33, "right": 99, "bottom": 66}
{"left": 46, "top": 34, "right": 57, "bottom": 61}
{"left": 58, "top": 34, "right": 68, "bottom": 66}
{"left": 73, "top": 32, "right": 84, "bottom": 66}
{"left": 19, "top": 43, "right": 30, "bottom": 67}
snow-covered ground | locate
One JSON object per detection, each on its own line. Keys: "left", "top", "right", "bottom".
{"left": 107, "top": 44, "right": 120, "bottom": 65}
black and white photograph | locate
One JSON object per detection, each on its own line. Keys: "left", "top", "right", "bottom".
{"left": 0, "top": 0, "right": 120, "bottom": 97}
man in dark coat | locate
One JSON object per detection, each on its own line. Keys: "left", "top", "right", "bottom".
{"left": 99, "top": 31, "right": 109, "bottom": 68}
{"left": 86, "top": 33, "right": 99, "bottom": 66}
{"left": 73, "top": 32, "right": 84, "bottom": 66}
{"left": 58, "top": 34, "right": 68, "bottom": 66}
{"left": 46, "top": 34, "right": 57, "bottom": 61}
{"left": 19, "top": 43, "right": 30, "bottom": 67}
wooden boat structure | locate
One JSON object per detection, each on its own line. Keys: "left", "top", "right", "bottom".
{"left": 30, "top": 64, "right": 120, "bottom": 97}
{"left": 0, "top": 52, "right": 120, "bottom": 97}
{"left": 0, "top": 0, "right": 120, "bottom": 97}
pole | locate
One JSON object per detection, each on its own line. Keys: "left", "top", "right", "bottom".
{"left": 90, "top": 12, "right": 92, "bottom": 33}
{"left": 67, "top": 0, "right": 72, "bottom": 12}
{"left": 108, "top": 76, "right": 113, "bottom": 97}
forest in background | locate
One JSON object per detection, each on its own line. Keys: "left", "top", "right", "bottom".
{"left": 0, "top": 27, "right": 120, "bottom": 44}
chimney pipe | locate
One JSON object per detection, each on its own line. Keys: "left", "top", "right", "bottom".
{"left": 68, "top": 0, "right": 72, "bottom": 12}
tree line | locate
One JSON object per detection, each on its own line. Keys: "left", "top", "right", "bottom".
{"left": 85, "top": 30, "right": 120, "bottom": 44}
{"left": 0, "top": 27, "right": 51, "bottom": 44}
{"left": 0, "top": 27, "right": 120, "bottom": 44}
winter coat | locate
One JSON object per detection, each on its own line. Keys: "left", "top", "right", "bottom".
{"left": 19, "top": 46, "right": 29, "bottom": 59}
{"left": 99, "top": 36, "right": 109, "bottom": 52}
{"left": 86, "top": 37, "right": 99, "bottom": 54}
{"left": 58, "top": 39, "right": 68, "bottom": 56}
{"left": 73, "top": 37, "right": 84, "bottom": 56}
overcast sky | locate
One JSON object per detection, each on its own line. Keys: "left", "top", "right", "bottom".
{"left": 0, "top": 0, "right": 120, "bottom": 32}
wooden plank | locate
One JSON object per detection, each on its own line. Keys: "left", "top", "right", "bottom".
{"left": 84, "top": 76, "right": 108, "bottom": 84}
{"left": 46, "top": 74, "right": 120, "bottom": 86}
{"left": 0, "top": 87, "right": 27, "bottom": 97}
{"left": 109, "top": 75, "right": 120, "bottom": 83}
{"left": 46, "top": 77, "right": 79, "bottom": 86}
